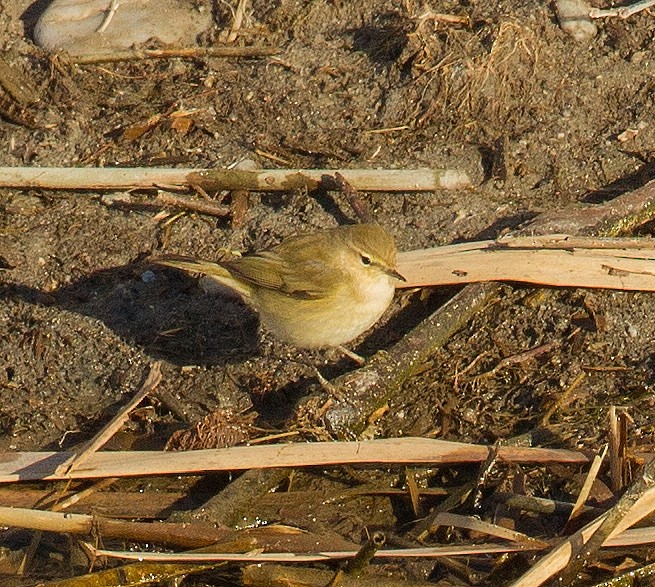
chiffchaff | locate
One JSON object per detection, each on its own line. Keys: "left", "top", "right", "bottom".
{"left": 156, "top": 223, "right": 405, "bottom": 349}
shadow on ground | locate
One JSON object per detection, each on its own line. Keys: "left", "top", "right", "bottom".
{"left": 0, "top": 262, "right": 260, "bottom": 366}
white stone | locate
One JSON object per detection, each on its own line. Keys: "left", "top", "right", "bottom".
{"left": 34, "top": 0, "right": 213, "bottom": 56}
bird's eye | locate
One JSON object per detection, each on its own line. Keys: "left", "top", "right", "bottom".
{"left": 360, "top": 255, "right": 371, "bottom": 266}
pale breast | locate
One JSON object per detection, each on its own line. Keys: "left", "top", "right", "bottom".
{"left": 255, "top": 273, "right": 396, "bottom": 348}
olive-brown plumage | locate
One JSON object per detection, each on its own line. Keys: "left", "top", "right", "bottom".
{"left": 156, "top": 224, "right": 404, "bottom": 348}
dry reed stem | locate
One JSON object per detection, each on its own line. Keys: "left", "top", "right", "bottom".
{"left": 429, "top": 512, "right": 548, "bottom": 547}
{"left": 0, "top": 166, "right": 473, "bottom": 191}
{"left": 397, "top": 235, "right": 655, "bottom": 291}
{"left": 608, "top": 406, "right": 631, "bottom": 492}
{"left": 87, "top": 542, "right": 540, "bottom": 562}
{"left": 55, "top": 362, "right": 161, "bottom": 476}
{"left": 511, "top": 455, "right": 655, "bottom": 586}
{"left": 0, "top": 437, "right": 589, "bottom": 483}
{"left": 2, "top": 502, "right": 655, "bottom": 560}
{"left": 564, "top": 444, "right": 608, "bottom": 531}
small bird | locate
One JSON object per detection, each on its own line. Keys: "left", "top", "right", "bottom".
{"left": 155, "top": 223, "right": 405, "bottom": 349}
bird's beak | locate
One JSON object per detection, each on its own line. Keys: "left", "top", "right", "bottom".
{"left": 386, "top": 268, "right": 406, "bottom": 282}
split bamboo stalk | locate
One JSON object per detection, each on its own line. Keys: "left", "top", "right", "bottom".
{"left": 397, "top": 234, "right": 655, "bottom": 291}
{"left": 0, "top": 438, "right": 588, "bottom": 483}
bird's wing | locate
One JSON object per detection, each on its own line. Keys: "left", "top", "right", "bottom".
{"left": 155, "top": 255, "right": 230, "bottom": 278}
{"left": 223, "top": 251, "right": 338, "bottom": 300}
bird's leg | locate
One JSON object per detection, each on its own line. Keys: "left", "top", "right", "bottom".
{"left": 312, "top": 366, "right": 340, "bottom": 395}
{"left": 297, "top": 351, "right": 348, "bottom": 400}
{"left": 337, "top": 345, "right": 366, "bottom": 366}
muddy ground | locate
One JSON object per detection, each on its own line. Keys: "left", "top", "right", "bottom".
{"left": 1, "top": 0, "right": 655, "bottom": 584}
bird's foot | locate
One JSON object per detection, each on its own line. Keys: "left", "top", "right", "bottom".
{"left": 337, "top": 345, "right": 366, "bottom": 366}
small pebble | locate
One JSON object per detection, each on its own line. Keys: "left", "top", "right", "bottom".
{"left": 617, "top": 128, "right": 639, "bottom": 142}
{"left": 141, "top": 270, "right": 156, "bottom": 283}
{"left": 461, "top": 408, "right": 478, "bottom": 424}
{"left": 101, "top": 192, "right": 133, "bottom": 206}
{"left": 556, "top": 0, "right": 597, "bottom": 42}
{"left": 631, "top": 51, "right": 647, "bottom": 65}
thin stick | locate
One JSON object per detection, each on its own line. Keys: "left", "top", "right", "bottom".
{"left": 82, "top": 519, "right": 655, "bottom": 562}
{"left": 564, "top": 445, "right": 608, "bottom": 531}
{"left": 95, "top": 0, "right": 120, "bottom": 33}
{"left": 102, "top": 191, "right": 231, "bottom": 217}
{"left": 55, "top": 362, "right": 162, "bottom": 476}
{"left": 363, "top": 125, "right": 410, "bottom": 134}
{"left": 334, "top": 171, "right": 374, "bottom": 223}
{"left": 88, "top": 542, "right": 538, "bottom": 562}
{"left": 52, "top": 477, "right": 119, "bottom": 512}
{"left": 16, "top": 476, "right": 119, "bottom": 575}
{"left": 0, "top": 504, "right": 369, "bottom": 553}
{"left": 71, "top": 45, "right": 279, "bottom": 64}
{"left": 495, "top": 234, "right": 655, "bottom": 249}
{"left": 429, "top": 512, "right": 548, "bottom": 547}
{"left": 155, "top": 192, "right": 231, "bottom": 217}
{"left": 589, "top": 0, "right": 655, "bottom": 18}
{"left": 0, "top": 166, "right": 472, "bottom": 191}
{"left": 4, "top": 502, "right": 655, "bottom": 554}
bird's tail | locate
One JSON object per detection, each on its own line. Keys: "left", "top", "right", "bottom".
{"left": 153, "top": 255, "right": 251, "bottom": 298}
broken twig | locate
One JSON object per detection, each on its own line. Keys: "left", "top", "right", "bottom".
{"left": 589, "top": 0, "right": 655, "bottom": 19}
{"left": 55, "top": 362, "right": 162, "bottom": 476}
{"left": 70, "top": 45, "right": 280, "bottom": 64}
{"left": 511, "top": 454, "right": 655, "bottom": 586}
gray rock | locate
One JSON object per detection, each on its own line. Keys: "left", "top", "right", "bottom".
{"left": 556, "top": 0, "right": 597, "bottom": 42}
{"left": 34, "top": 0, "right": 213, "bottom": 56}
